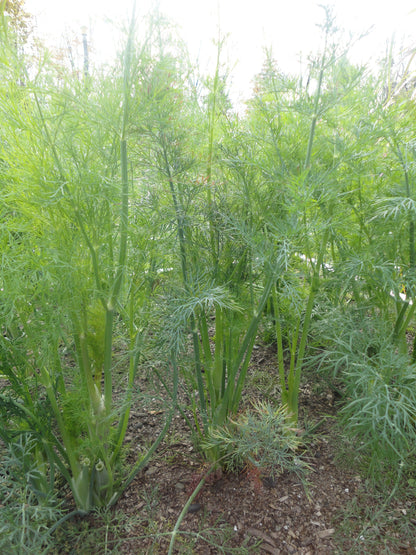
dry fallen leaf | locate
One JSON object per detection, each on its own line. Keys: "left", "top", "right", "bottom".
{"left": 259, "top": 545, "right": 280, "bottom": 555}
{"left": 288, "top": 529, "right": 298, "bottom": 539}
{"left": 246, "top": 527, "right": 276, "bottom": 547}
{"left": 317, "top": 528, "right": 335, "bottom": 539}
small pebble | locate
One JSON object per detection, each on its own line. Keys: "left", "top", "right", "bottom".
{"left": 188, "top": 503, "right": 202, "bottom": 514}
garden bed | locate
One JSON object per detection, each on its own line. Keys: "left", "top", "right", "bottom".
{"left": 58, "top": 343, "right": 416, "bottom": 554}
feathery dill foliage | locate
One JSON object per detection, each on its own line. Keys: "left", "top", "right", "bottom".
{"left": 0, "top": 7, "right": 179, "bottom": 513}
{"left": 0, "top": 436, "right": 63, "bottom": 553}
{"left": 201, "top": 401, "right": 308, "bottom": 479}
{"left": 1, "top": 4, "right": 416, "bottom": 545}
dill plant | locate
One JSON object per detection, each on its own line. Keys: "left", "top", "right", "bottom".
{"left": 244, "top": 8, "right": 361, "bottom": 424}
{"left": 0, "top": 9, "right": 177, "bottom": 512}
{"left": 128, "top": 28, "right": 285, "bottom": 464}
{"left": 307, "top": 57, "right": 416, "bottom": 484}
{"left": 0, "top": 436, "right": 63, "bottom": 553}
{"left": 201, "top": 401, "right": 307, "bottom": 480}
{"left": 309, "top": 306, "right": 416, "bottom": 483}
{"left": 303, "top": 55, "right": 416, "bottom": 481}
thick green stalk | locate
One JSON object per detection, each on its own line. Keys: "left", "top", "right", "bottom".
{"left": 230, "top": 271, "right": 277, "bottom": 411}
{"left": 393, "top": 300, "right": 410, "bottom": 345}
{"left": 282, "top": 28, "right": 330, "bottom": 422}
{"left": 98, "top": 157, "right": 128, "bottom": 413}
{"left": 111, "top": 293, "right": 142, "bottom": 464}
{"left": 39, "top": 367, "right": 80, "bottom": 490}
{"left": 272, "top": 285, "right": 287, "bottom": 403}
{"left": 102, "top": 308, "right": 114, "bottom": 413}
{"left": 213, "top": 305, "right": 224, "bottom": 401}
{"left": 103, "top": 4, "right": 134, "bottom": 412}
{"left": 290, "top": 228, "right": 329, "bottom": 422}
{"left": 199, "top": 310, "right": 213, "bottom": 363}
{"left": 198, "top": 310, "right": 217, "bottom": 412}
{"left": 190, "top": 315, "right": 209, "bottom": 433}
{"left": 103, "top": 139, "right": 130, "bottom": 413}
{"left": 395, "top": 301, "right": 416, "bottom": 344}
{"left": 110, "top": 355, "right": 179, "bottom": 507}
{"left": 162, "top": 140, "right": 189, "bottom": 280}
{"left": 161, "top": 140, "right": 209, "bottom": 431}
{"left": 206, "top": 36, "right": 224, "bottom": 274}
{"left": 286, "top": 319, "right": 300, "bottom": 404}
{"left": 301, "top": 36, "right": 327, "bottom": 282}
{"left": 78, "top": 329, "right": 102, "bottom": 414}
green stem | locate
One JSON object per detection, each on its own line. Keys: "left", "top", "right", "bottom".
{"left": 272, "top": 285, "right": 286, "bottom": 402}
{"left": 396, "top": 301, "right": 416, "bottom": 342}
{"left": 231, "top": 271, "right": 276, "bottom": 410}
{"left": 199, "top": 310, "right": 213, "bottom": 364}
{"left": 304, "top": 53, "right": 325, "bottom": 171}
{"left": 206, "top": 35, "right": 224, "bottom": 275}
{"left": 400, "top": 147, "right": 414, "bottom": 269}
{"left": 112, "top": 140, "right": 129, "bottom": 300}
{"left": 40, "top": 368, "right": 79, "bottom": 484}
{"left": 103, "top": 307, "right": 114, "bottom": 414}
{"left": 291, "top": 229, "right": 329, "bottom": 421}
{"left": 111, "top": 295, "right": 142, "bottom": 464}
{"left": 198, "top": 310, "right": 216, "bottom": 412}
{"left": 213, "top": 305, "right": 223, "bottom": 401}
{"left": 102, "top": 1, "right": 134, "bottom": 413}
{"left": 161, "top": 139, "right": 208, "bottom": 432}
{"left": 393, "top": 300, "right": 410, "bottom": 344}
{"left": 168, "top": 464, "right": 216, "bottom": 555}
{"left": 103, "top": 139, "right": 130, "bottom": 414}
{"left": 285, "top": 330, "right": 298, "bottom": 415}
{"left": 109, "top": 355, "right": 178, "bottom": 507}
{"left": 412, "top": 333, "right": 416, "bottom": 363}
{"left": 78, "top": 328, "right": 101, "bottom": 414}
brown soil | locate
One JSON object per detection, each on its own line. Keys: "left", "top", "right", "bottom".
{"left": 68, "top": 343, "right": 416, "bottom": 554}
